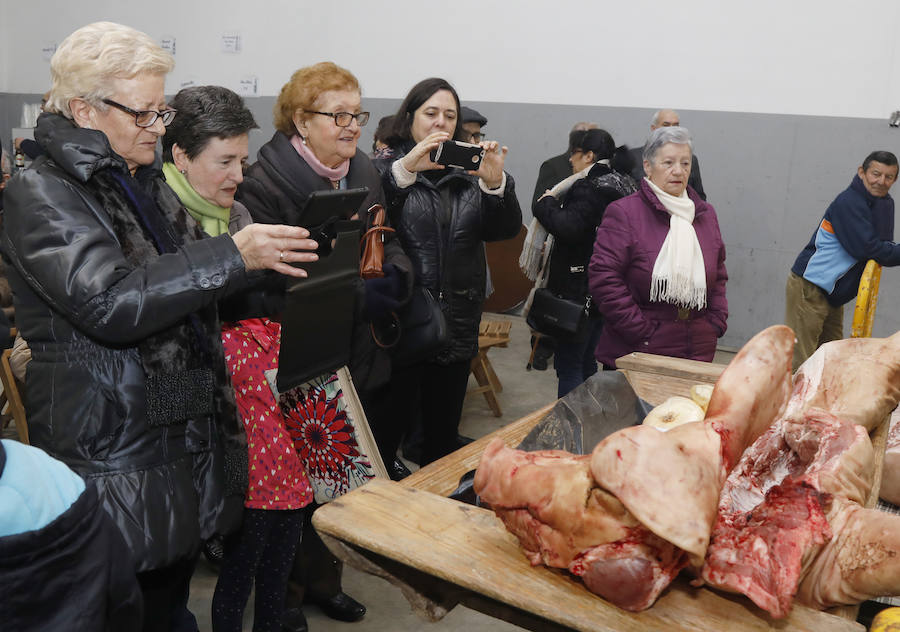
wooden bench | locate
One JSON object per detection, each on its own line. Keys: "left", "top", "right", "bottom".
{"left": 467, "top": 319, "right": 512, "bottom": 417}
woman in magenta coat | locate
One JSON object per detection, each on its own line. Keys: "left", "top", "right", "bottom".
{"left": 588, "top": 126, "right": 727, "bottom": 369}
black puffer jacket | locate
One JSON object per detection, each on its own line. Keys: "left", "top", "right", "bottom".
{"left": 374, "top": 149, "right": 522, "bottom": 363}
{"left": 237, "top": 131, "right": 413, "bottom": 394}
{"left": 0, "top": 114, "right": 250, "bottom": 572}
{"left": 534, "top": 163, "right": 636, "bottom": 303}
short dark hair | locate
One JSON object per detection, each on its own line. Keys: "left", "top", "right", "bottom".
{"left": 162, "top": 86, "right": 258, "bottom": 161}
{"left": 862, "top": 151, "right": 899, "bottom": 172}
{"left": 569, "top": 128, "right": 616, "bottom": 161}
{"left": 386, "top": 77, "right": 466, "bottom": 147}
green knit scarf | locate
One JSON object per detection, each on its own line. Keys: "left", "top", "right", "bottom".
{"left": 163, "top": 162, "right": 231, "bottom": 237}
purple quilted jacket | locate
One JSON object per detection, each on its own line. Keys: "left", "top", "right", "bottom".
{"left": 588, "top": 179, "right": 728, "bottom": 368}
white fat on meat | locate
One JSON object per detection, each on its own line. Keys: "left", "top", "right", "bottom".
{"left": 879, "top": 408, "right": 900, "bottom": 506}
{"left": 786, "top": 332, "right": 900, "bottom": 432}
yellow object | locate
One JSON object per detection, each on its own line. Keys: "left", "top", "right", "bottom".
{"left": 869, "top": 606, "right": 900, "bottom": 631}
{"left": 852, "top": 259, "right": 882, "bottom": 338}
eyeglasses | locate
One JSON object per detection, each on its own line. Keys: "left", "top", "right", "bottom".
{"left": 102, "top": 98, "right": 177, "bottom": 127}
{"left": 305, "top": 110, "right": 370, "bottom": 127}
{"left": 468, "top": 132, "right": 485, "bottom": 143}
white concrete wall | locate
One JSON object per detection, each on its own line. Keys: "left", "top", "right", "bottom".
{"left": 3, "top": 0, "right": 900, "bottom": 119}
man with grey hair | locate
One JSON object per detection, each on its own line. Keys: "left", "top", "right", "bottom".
{"left": 630, "top": 109, "right": 706, "bottom": 200}
{"left": 531, "top": 121, "right": 598, "bottom": 207}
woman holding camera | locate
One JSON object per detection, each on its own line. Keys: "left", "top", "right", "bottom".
{"left": 374, "top": 77, "right": 522, "bottom": 467}
{"left": 533, "top": 129, "right": 636, "bottom": 397}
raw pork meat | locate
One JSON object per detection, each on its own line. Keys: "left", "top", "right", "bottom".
{"left": 880, "top": 408, "right": 900, "bottom": 505}
{"left": 703, "top": 332, "right": 900, "bottom": 617}
{"left": 786, "top": 333, "right": 900, "bottom": 432}
{"left": 475, "top": 325, "right": 795, "bottom": 611}
{"left": 701, "top": 408, "right": 873, "bottom": 617}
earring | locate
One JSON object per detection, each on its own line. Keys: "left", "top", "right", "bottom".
{"left": 180, "top": 169, "right": 186, "bottom": 175}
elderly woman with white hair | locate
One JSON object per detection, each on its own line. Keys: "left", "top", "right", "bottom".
{"left": 1, "top": 22, "right": 318, "bottom": 631}
{"left": 588, "top": 126, "right": 728, "bottom": 369}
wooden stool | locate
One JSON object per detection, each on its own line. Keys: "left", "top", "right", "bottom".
{"left": 468, "top": 319, "right": 512, "bottom": 417}
{"left": 0, "top": 348, "right": 28, "bottom": 444}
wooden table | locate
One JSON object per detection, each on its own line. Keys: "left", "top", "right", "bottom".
{"left": 313, "top": 355, "right": 868, "bottom": 632}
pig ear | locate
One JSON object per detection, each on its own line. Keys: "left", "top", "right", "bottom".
{"left": 591, "top": 422, "right": 723, "bottom": 566}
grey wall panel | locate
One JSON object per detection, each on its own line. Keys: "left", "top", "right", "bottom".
{"left": 3, "top": 92, "right": 900, "bottom": 348}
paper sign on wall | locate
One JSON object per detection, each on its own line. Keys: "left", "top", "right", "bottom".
{"left": 180, "top": 76, "right": 199, "bottom": 89}
{"left": 41, "top": 43, "right": 57, "bottom": 62}
{"left": 160, "top": 36, "right": 176, "bottom": 56}
{"left": 238, "top": 76, "right": 259, "bottom": 97}
{"left": 221, "top": 32, "right": 242, "bottom": 54}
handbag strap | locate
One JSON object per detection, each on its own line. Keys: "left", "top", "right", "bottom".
{"left": 545, "top": 233, "right": 592, "bottom": 312}
{"left": 359, "top": 204, "right": 395, "bottom": 247}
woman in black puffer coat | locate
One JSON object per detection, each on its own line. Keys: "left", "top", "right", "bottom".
{"left": 373, "top": 77, "right": 522, "bottom": 466}
{"left": 1, "top": 23, "right": 320, "bottom": 631}
{"left": 533, "top": 129, "right": 637, "bottom": 398}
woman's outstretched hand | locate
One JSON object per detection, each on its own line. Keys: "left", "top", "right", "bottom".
{"left": 232, "top": 224, "right": 319, "bottom": 278}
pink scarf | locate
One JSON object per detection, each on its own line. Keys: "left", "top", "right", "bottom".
{"left": 291, "top": 134, "right": 350, "bottom": 182}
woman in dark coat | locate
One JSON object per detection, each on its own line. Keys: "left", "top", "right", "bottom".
{"left": 533, "top": 129, "right": 637, "bottom": 397}
{"left": 237, "top": 61, "right": 413, "bottom": 627}
{"left": 0, "top": 22, "right": 318, "bottom": 631}
{"left": 373, "top": 77, "right": 522, "bottom": 466}
{"left": 588, "top": 126, "right": 728, "bottom": 369}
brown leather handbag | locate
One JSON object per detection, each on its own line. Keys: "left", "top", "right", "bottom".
{"left": 359, "top": 204, "right": 395, "bottom": 279}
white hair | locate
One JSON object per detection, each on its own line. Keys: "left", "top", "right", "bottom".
{"left": 643, "top": 126, "right": 693, "bottom": 164}
{"left": 46, "top": 22, "right": 174, "bottom": 118}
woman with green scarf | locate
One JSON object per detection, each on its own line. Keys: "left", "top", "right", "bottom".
{"left": 162, "top": 85, "right": 314, "bottom": 632}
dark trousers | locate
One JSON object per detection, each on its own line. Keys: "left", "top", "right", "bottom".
{"left": 287, "top": 503, "right": 342, "bottom": 604}
{"left": 374, "top": 359, "right": 471, "bottom": 466}
{"left": 211, "top": 508, "right": 305, "bottom": 632}
{"left": 554, "top": 318, "right": 603, "bottom": 398}
{"left": 136, "top": 556, "right": 198, "bottom": 632}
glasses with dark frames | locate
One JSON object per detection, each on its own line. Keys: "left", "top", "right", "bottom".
{"left": 305, "top": 110, "right": 370, "bottom": 128}
{"left": 102, "top": 98, "right": 177, "bottom": 127}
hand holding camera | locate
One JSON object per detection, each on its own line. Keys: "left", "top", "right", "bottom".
{"left": 400, "top": 131, "right": 451, "bottom": 173}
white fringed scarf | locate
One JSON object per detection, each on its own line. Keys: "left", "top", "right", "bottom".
{"left": 645, "top": 178, "right": 707, "bottom": 310}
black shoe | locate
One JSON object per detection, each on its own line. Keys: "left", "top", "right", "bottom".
{"left": 305, "top": 592, "right": 366, "bottom": 622}
{"left": 531, "top": 354, "right": 549, "bottom": 371}
{"left": 281, "top": 607, "right": 308, "bottom": 632}
{"left": 389, "top": 458, "right": 412, "bottom": 481}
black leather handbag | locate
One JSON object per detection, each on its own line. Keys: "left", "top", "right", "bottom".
{"left": 392, "top": 287, "right": 449, "bottom": 367}
{"left": 526, "top": 288, "right": 591, "bottom": 341}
